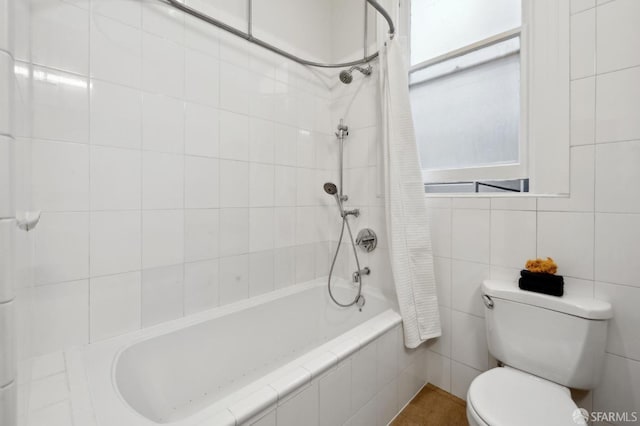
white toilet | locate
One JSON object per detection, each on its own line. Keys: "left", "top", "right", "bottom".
{"left": 466, "top": 280, "right": 613, "bottom": 426}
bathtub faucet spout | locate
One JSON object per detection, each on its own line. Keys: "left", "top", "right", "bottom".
{"left": 352, "top": 267, "right": 370, "bottom": 283}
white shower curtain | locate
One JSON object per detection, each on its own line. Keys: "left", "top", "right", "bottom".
{"left": 379, "top": 39, "right": 441, "bottom": 348}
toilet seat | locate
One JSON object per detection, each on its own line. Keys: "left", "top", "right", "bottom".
{"left": 467, "top": 367, "right": 585, "bottom": 426}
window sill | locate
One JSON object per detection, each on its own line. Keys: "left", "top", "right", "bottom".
{"left": 424, "top": 192, "right": 568, "bottom": 199}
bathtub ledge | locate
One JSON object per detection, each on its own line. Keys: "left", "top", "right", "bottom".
{"left": 228, "top": 386, "right": 278, "bottom": 425}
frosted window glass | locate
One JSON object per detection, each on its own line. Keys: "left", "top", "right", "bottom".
{"left": 410, "top": 53, "right": 520, "bottom": 172}
{"left": 411, "top": 0, "right": 521, "bottom": 65}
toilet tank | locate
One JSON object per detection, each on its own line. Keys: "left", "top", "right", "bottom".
{"left": 482, "top": 280, "right": 613, "bottom": 390}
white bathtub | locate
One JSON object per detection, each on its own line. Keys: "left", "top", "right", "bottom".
{"left": 66, "top": 279, "right": 426, "bottom": 426}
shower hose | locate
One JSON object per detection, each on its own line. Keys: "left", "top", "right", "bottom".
{"left": 327, "top": 213, "right": 364, "bottom": 308}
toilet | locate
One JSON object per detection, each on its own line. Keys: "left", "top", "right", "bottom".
{"left": 466, "top": 280, "right": 613, "bottom": 426}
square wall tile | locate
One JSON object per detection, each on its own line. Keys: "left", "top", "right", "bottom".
{"left": 593, "top": 354, "right": 640, "bottom": 421}
{"left": 219, "top": 111, "right": 249, "bottom": 161}
{"left": 31, "top": 140, "right": 89, "bottom": 212}
{"left": 451, "top": 361, "right": 481, "bottom": 401}
{"left": 248, "top": 250, "right": 274, "bottom": 297}
{"left": 277, "top": 381, "right": 319, "bottom": 426}
{"left": 427, "top": 306, "right": 451, "bottom": 358}
{"left": 570, "top": 9, "right": 596, "bottom": 79}
{"left": 538, "top": 145, "right": 595, "bottom": 212}
{"left": 184, "top": 259, "right": 219, "bottom": 315}
{"left": 219, "top": 254, "right": 249, "bottom": 305}
{"left": 595, "top": 140, "right": 640, "bottom": 213}
{"left": 596, "top": 0, "right": 640, "bottom": 73}
{"left": 452, "top": 209, "right": 490, "bottom": 263}
{"left": 274, "top": 166, "right": 297, "bottom": 207}
{"left": 142, "top": 151, "right": 183, "bottom": 210}
{"left": 319, "top": 361, "right": 352, "bottom": 426}
{"left": 595, "top": 213, "right": 640, "bottom": 287}
{"left": 0, "top": 137, "right": 11, "bottom": 218}
{"left": 90, "top": 80, "right": 142, "bottom": 149}
{"left": 249, "top": 163, "right": 274, "bottom": 208}
{"left": 0, "top": 53, "right": 10, "bottom": 136}
{"left": 351, "top": 343, "right": 377, "bottom": 414}
{"left": 89, "top": 272, "right": 141, "bottom": 342}
{"left": 142, "top": 93, "right": 184, "bottom": 154}
{"left": 570, "top": 77, "right": 595, "bottom": 146}
{"left": 219, "top": 208, "right": 249, "bottom": 257}
{"left": 249, "top": 118, "right": 275, "bottom": 164}
{"left": 91, "top": 0, "right": 142, "bottom": 28}
{"left": 142, "top": 33, "right": 183, "bottom": 98}
{"left": 490, "top": 210, "right": 536, "bottom": 269}
{"left": 274, "top": 247, "right": 295, "bottom": 289}
{"left": 596, "top": 67, "right": 640, "bottom": 143}
{"left": 90, "top": 145, "right": 141, "bottom": 211}
{"left": 141, "top": 265, "right": 183, "bottom": 327}
{"left": 184, "top": 209, "right": 219, "bottom": 262}
{"left": 90, "top": 14, "right": 141, "bottom": 88}
{"left": 537, "top": 212, "right": 594, "bottom": 280}
{"left": 428, "top": 208, "right": 451, "bottom": 258}
{"left": 451, "top": 310, "right": 488, "bottom": 371}
{"left": 219, "top": 61, "right": 249, "bottom": 114}
{"left": 426, "top": 350, "right": 451, "bottom": 392}
{"left": 433, "top": 257, "right": 451, "bottom": 308}
{"left": 452, "top": 260, "right": 490, "bottom": 318}
{"left": 219, "top": 160, "right": 249, "bottom": 208}
{"left": 595, "top": 282, "right": 640, "bottom": 360}
{"left": 32, "top": 280, "right": 89, "bottom": 356}
{"left": 90, "top": 211, "right": 141, "bottom": 277}
{"left": 185, "top": 156, "right": 219, "bottom": 209}
{"left": 34, "top": 212, "right": 89, "bottom": 285}
{"left": 31, "top": 0, "right": 89, "bottom": 74}
{"left": 141, "top": 0, "right": 184, "bottom": 42}
{"left": 185, "top": 48, "right": 219, "bottom": 107}
{"left": 185, "top": 102, "right": 219, "bottom": 158}
{"left": 142, "top": 210, "right": 184, "bottom": 269}
{"left": 571, "top": 0, "right": 595, "bottom": 14}
{"left": 249, "top": 208, "right": 275, "bottom": 252}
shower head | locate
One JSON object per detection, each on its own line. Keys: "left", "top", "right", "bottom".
{"left": 323, "top": 182, "right": 338, "bottom": 195}
{"left": 323, "top": 182, "right": 344, "bottom": 216}
{"left": 339, "top": 70, "right": 354, "bottom": 84}
{"left": 338, "top": 65, "right": 373, "bottom": 84}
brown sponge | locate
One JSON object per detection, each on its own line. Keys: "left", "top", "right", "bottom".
{"left": 525, "top": 257, "right": 558, "bottom": 274}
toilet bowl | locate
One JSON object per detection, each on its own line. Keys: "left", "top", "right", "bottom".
{"left": 466, "top": 367, "right": 584, "bottom": 426}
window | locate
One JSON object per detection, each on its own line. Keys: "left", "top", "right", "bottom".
{"left": 409, "top": 0, "right": 526, "bottom": 189}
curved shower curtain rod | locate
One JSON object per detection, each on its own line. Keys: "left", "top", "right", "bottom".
{"left": 165, "top": 0, "right": 395, "bottom": 69}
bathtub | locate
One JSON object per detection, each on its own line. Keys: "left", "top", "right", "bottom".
{"left": 66, "top": 278, "right": 428, "bottom": 426}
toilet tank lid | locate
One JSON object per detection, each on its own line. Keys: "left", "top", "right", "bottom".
{"left": 482, "top": 280, "right": 613, "bottom": 320}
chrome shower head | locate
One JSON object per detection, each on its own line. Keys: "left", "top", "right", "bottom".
{"left": 323, "top": 182, "right": 338, "bottom": 195}
{"left": 338, "top": 65, "right": 373, "bottom": 84}
{"left": 324, "top": 182, "right": 345, "bottom": 216}
{"left": 339, "top": 70, "right": 353, "bottom": 84}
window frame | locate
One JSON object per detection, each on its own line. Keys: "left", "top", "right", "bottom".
{"left": 407, "top": 0, "right": 530, "bottom": 185}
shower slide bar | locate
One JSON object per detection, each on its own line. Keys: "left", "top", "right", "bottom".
{"left": 165, "top": 0, "right": 395, "bottom": 69}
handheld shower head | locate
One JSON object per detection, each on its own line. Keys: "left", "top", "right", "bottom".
{"left": 338, "top": 65, "right": 373, "bottom": 85}
{"left": 323, "top": 182, "right": 338, "bottom": 195}
{"left": 323, "top": 182, "right": 344, "bottom": 216}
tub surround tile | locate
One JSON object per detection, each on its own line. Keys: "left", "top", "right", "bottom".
{"left": 269, "top": 368, "right": 312, "bottom": 402}
{"left": 184, "top": 259, "right": 219, "bottom": 315}
{"left": 451, "top": 209, "right": 490, "bottom": 263}
{"left": 277, "top": 381, "right": 319, "bottom": 426}
{"left": 329, "top": 337, "right": 360, "bottom": 363}
{"left": 228, "top": 386, "right": 278, "bottom": 425}
{"left": 89, "top": 272, "right": 141, "bottom": 342}
{"left": 319, "top": 361, "right": 352, "bottom": 426}
{"left": 141, "top": 265, "right": 183, "bottom": 327}
{"left": 596, "top": 67, "right": 640, "bottom": 143}
{"left": 596, "top": 0, "right": 640, "bottom": 74}
{"left": 351, "top": 343, "right": 377, "bottom": 414}
{"left": 302, "top": 352, "right": 339, "bottom": 381}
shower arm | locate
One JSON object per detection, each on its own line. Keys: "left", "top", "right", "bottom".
{"left": 164, "top": 0, "right": 395, "bottom": 69}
